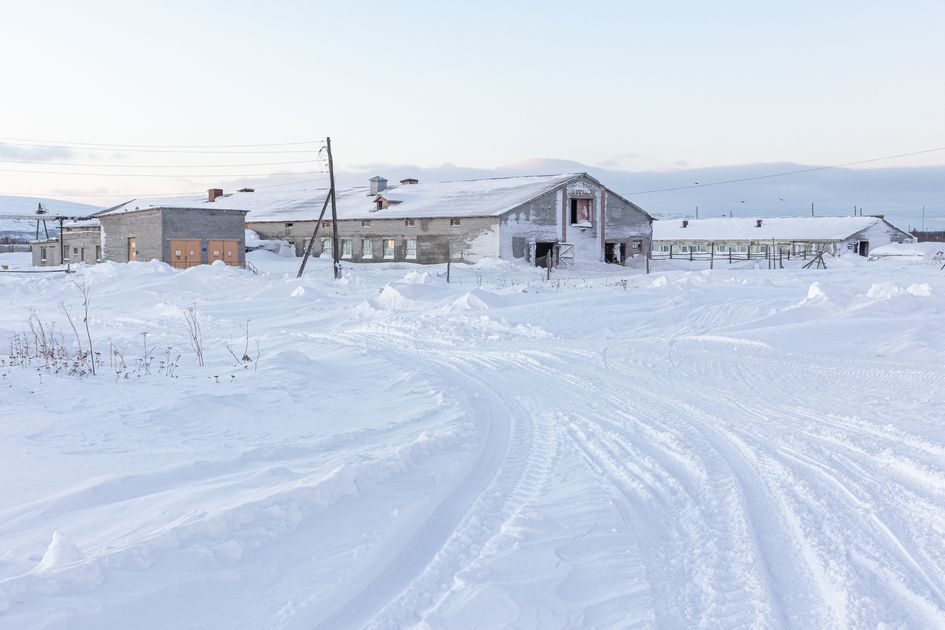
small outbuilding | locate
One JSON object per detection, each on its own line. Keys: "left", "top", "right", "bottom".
{"left": 95, "top": 197, "right": 248, "bottom": 268}
{"left": 31, "top": 219, "right": 103, "bottom": 266}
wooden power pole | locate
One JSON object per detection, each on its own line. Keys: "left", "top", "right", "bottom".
{"left": 326, "top": 137, "right": 341, "bottom": 279}
{"left": 295, "top": 137, "right": 341, "bottom": 279}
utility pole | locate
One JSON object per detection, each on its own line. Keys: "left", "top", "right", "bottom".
{"left": 811, "top": 202, "right": 815, "bottom": 217}
{"left": 695, "top": 206, "right": 699, "bottom": 219}
{"left": 922, "top": 206, "right": 926, "bottom": 232}
{"left": 326, "top": 137, "right": 341, "bottom": 279}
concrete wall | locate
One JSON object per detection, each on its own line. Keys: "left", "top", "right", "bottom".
{"left": 603, "top": 190, "right": 652, "bottom": 260}
{"left": 162, "top": 208, "right": 247, "bottom": 264}
{"left": 100, "top": 209, "right": 163, "bottom": 263}
{"left": 247, "top": 216, "right": 501, "bottom": 264}
{"left": 31, "top": 229, "right": 103, "bottom": 267}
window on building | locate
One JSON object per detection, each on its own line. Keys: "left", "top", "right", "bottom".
{"left": 95, "top": 245, "right": 102, "bottom": 261}
{"left": 570, "top": 198, "right": 592, "bottom": 225}
{"left": 322, "top": 220, "right": 332, "bottom": 228}
{"left": 284, "top": 222, "right": 293, "bottom": 235}
{"left": 341, "top": 239, "right": 352, "bottom": 259}
{"left": 361, "top": 220, "right": 372, "bottom": 227}
{"left": 40, "top": 247, "right": 47, "bottom": 262}
{"left": 450, "top": 218, "right": 461, "bottom": 226}
{"left": 405, "top": 238, "right": 417, "bottom": 260}
{"left": 383, "top": 239, "right": 395, "bottom": 259}
{"left": 321, "top": 238, "right": 332, "bottom": 257}
{"left": 405, "top": 219, "right": 415, "bottom": 227}
{"left": 362, "top": 239, "right": 373, "bottom": 259}
{"left": 376, "top": 200, "right": 384, "bottom": 211}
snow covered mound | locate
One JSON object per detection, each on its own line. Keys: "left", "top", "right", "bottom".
{"left": 869, "top": 241, "right": 945, "bottom": 263}
{"left": 2, "top": 251, "right": 945, "bottom": 628}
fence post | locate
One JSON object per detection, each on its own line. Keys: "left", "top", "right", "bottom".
{"left": 446, "top": 260, "right": 451, "bottom": 283}
{"left": 710, "top": 243, "right": 714, "bottom": 269}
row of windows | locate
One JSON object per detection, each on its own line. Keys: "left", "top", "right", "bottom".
{"left": 285, "top": 218, "right": 461, "bottom": 234}
{"left": 321, "top": 238, "right": 418, "bottom": 260}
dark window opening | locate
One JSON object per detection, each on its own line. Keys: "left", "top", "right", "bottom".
{"left": 570, "top": 198, "right": 592, "bottom": 225}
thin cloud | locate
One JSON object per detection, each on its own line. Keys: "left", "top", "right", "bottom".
{"left": 0, "top": 144, "right": 75, "bottom": 161}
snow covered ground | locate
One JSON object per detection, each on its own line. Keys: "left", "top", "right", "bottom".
{"left": 1, "top": 251, "right": 944, "bottom": 629}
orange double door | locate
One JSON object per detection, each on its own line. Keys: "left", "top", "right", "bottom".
{"left": 169, "top": 239, "right": 201, "bottom": 269}
{"left": 208, "top": 240, "right": 239, "bottom": 266}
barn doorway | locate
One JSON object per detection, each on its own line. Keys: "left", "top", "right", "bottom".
{"left": 535, "top": 241, "right": 555, "bottom": 268}
{"left": 605, "top": 242, "right": 627, "bottom": 264}
{"left": 857, "top": 240, "right": 869, "bottom": 256}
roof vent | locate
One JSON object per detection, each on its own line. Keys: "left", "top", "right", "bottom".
{"left": 208, "top": 188, "right": 223, "bottom": 202}
{"left": 238, "top": 187, "right": 255, "bottom": 193}
{"left": 682, "top": 220, "right": 689, "bottom": 228}
{"left": 369, "top": 176, "right": 388, "bottom": 195}
{"left": 400, "top": 178, "right": 418, "bottom": 185}
{"left": 756, "top": 219, "right": 763, "bottom": 227}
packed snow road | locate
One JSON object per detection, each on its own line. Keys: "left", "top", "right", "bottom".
{"left": 1, "top": 251, "right": 944, "bottom": 629}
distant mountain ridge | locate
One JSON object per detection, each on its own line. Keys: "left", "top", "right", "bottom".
{"left": 327, "top": 159, "right": 945, "bottom": 232}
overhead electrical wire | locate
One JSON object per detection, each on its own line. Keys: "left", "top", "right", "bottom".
{"left": 0, "top": 167, "right": 328, "bottom": 178}
{"left": 621, "top": 145, "right": 945, "bottom": 196}
{"left": 0, "top": 173, "right": 332, "bottom": 199}
{"left": 0, "top": 142, "right": 320, "bottom": 155}
{"left": 0, "top": 137, "right": 322, "bottom": 149}
{"left": 0, "top": 158, "right": 325, "bottom": 168}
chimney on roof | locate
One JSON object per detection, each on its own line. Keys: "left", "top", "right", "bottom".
{"left": 369, "top": 176, "right": 387, "bottom": 195}
{"left": 208, "top": 188, "right": 223, "bottom": 202}
{"left": 400, "top": 178, "right": 418, "bottom": 185}
{"left": 756, "top": 219, "right": 763, "bottom": 227}
{"left": 682, "top": 220, "right": 689, "bottom": 228}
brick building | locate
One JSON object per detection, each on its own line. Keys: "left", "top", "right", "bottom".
{"left": 95, "top": 199, "right": 248, "bottom": 268}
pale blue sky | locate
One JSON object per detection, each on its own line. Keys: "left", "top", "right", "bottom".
{"left": 0, "top": 0, "right": 943, "bottom": 200}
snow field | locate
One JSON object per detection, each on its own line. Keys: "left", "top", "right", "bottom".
{"left": 1, "top": 251, "right": 944, "bottom": 628}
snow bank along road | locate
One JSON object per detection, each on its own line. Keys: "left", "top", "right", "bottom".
{"left": 1, "top": 252, "right": 944, "bottom": 629}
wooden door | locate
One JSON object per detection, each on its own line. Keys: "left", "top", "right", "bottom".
{"left": 208, "top": 240, "right": 224, "bottom": 264}
{"left": 221, "top": 240, "right": 239, "bottom": 266}
{"left": 169, "top": 239, "right": 201, "bottom": 268}
{"left": 207, "top": 241, "right": 240, "bottom": 265}
{"left": 208, "top": 240, "right": 239, "bottom": 266}
{"left": 128, "top": 237, "right": 137, "bottom": 261}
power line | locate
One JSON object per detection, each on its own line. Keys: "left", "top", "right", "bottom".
{"left": 0, "top": 158, "right": 325, "bottom": 168}
{"left": 0, "top": 167, "right": 327, "bottom": 178}
{"left": 622, "top": 145, "right": 945, "bottom": 196}
{"left": 0, "top": 137, "right": 322, "bottom": 149}
{"left": 0, "top": 141, "right": 320, "bottom": 155}
{"left": 0, "top": 174, "right": 331, "bottom": 198}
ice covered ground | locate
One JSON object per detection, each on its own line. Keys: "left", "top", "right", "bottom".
{"left": 1, "top": 251, "right": 944, "bottom": 629}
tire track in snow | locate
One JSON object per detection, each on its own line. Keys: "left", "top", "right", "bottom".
{"left": 307, "top": 336, "right": 551, "bottom": 629}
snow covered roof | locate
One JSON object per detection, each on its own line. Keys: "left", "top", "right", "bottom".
{"left": 96, "top": 174, "right": 588, "bottom": 223}
{"left": 652, "top": 216, "right": 892, "bottom": 242}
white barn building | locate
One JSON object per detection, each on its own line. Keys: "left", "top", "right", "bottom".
{"left": 652, "top": 216, "right": 913, "bottom": 259}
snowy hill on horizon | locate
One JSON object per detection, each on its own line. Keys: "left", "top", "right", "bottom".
{"left": 0, "top": 195, "right": 103, "bottom": 241}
